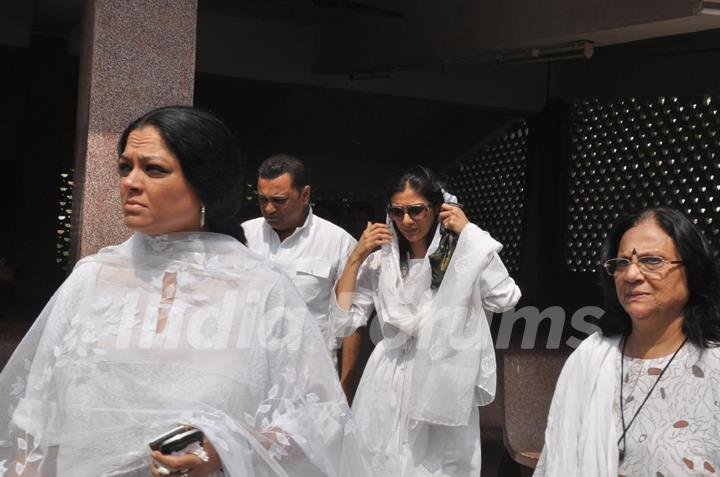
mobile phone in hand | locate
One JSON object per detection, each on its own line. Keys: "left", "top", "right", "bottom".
{"left": 149, "top": 425, "right": 189, "bottom": 451}
{"left": 149, "top": 425, "right": 203, "bottom": 453}
{"left": 158, "top": 429, "right": 204, "bottom": 454}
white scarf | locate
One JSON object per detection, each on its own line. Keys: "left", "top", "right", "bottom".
{"left": 534, "top": 332, "right": 621, "bottom": 477}
{"left": 376, "top": 193, "right": 501, "bottom": 426}
{"left": 0, "top": 232, "right": 371, "bottom": 477}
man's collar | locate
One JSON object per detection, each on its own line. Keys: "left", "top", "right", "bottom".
{"left": 264, "top": 206, "right": 314, "bottom": 241}
{"left": 296, "top": 205, "right": 314, "bottom": 231}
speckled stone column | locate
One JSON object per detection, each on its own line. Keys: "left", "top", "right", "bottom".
{"left": 71, "top": 0, "right": 198, "bottom": 260}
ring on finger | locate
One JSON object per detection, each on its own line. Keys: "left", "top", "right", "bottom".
{"left": 189, "top": 447, "right": 209, "bottom": 463}
{"left": 154, "top": 463, "right": 171, "bottom": 476}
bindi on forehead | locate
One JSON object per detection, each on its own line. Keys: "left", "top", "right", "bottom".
{"left": 618, "top": 222, "right": 677, "bottom": 256}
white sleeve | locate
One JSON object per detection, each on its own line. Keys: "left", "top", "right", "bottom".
{"left": 477, "top": 252, "right": 521, "bottom": 313}
{"left": 334, "top": 233, "right": 358, "bottom": 281}
{"left": 330, "top": 254, "right": 377, "bottom": 337}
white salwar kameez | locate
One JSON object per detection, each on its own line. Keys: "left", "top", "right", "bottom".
{"left": 0, "top": 232, "right": 371, "bottom": 477}
{"left": 332, "top": 223, "right": 520, "bottom": 476}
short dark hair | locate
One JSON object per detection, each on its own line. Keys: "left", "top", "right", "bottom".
{"left": 258, "top": 154, "right": 306, "bottom": 190}
{"left": 386, "top": 164, "right": 446, "bottom": 274}
{"left": 118, "top": 106, "right": 246, "bottom": 244}
{"left": 598, "top": 208, "right": 720, "bottom": 348}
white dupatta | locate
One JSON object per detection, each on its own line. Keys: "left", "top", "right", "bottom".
{"left": 534, "top": 332, "right": 621, "bottom": 477}
{"left": 376, "top": 193, "right": 502, "bottom": 426}
{"left": 0, "top": 232, "right": 372, "bottom": 477}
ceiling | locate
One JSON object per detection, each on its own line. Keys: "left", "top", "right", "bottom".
{"left": 5, "top": 0, "right": 720, "bottom": 182}
{"left": 194, "top": 75, "right": 515, "bottom": 171}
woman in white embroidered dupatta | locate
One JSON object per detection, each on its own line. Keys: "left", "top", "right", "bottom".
{"left": 0, "top": 107, "right": 371, "bottom": 477}
{"left": 333, "top": 165, "right": 521, "bottom": 476}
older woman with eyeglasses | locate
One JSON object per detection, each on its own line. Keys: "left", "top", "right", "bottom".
{"left": 535, "top": 207, "right": 720, "bottom": 477}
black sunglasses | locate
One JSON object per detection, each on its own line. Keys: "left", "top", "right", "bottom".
{"left": 387, "top": 203, "right": 432, "bottom": 220}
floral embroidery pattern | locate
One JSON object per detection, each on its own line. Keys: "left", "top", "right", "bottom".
{"left": 0, "top": 233, "right": 364, "bottom": 476}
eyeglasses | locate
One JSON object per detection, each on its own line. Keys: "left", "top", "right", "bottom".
{"left": 602, "top": 256, "right": 683, "bottom": 276}
{"left": 387, "top": 203, "right": 432, "bottom": 221}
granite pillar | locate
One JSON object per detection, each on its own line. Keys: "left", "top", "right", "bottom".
{"left": 71, "top": 0, "right": 198, "bottom": 260}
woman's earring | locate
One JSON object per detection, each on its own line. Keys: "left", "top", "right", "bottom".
{"left": 200, "top": 205, "right": 206, "bottom": 229}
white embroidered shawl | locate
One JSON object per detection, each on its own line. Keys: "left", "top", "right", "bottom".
{"left": 0, "top": 232, "right": 371, "bottom": 477}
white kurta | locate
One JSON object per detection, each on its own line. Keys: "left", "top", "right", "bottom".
{"left": 332, "top": 224, "right": 521, "bottom": 476}
{"left": 242, "top": 208, "right": 356, "bottom": 363}
{"left": 535, "top": 332, "right": 720, "bottom": 477}
{"left": 0, "top": 232, "right": 371, "bottom": 477}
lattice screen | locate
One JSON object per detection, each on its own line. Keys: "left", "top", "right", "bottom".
{"left": 567, "top": 96, "right": 720, "bottom": 272}
{"left": 56, "top": 170, "right": 73, "bottom": 271}
{"left": 446, "top": 123, "right": 529, "bottom": 274}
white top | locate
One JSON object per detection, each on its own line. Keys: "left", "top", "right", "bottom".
{"left": 242, "top": 208, "right": 356, "bottom": 362}
{"left": 614, "top": 342, "right": 720, "bottom": 476}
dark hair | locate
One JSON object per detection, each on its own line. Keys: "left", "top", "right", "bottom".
{"left": 118, "top": 106, "right": 246, "bottom": 244}
{"left": 258, "top": 154, "right": 307, "bottom": 190}
{"left": 598, "top": 208, "right": 720, "bottom": 348}
{"left": 386, "top": 165, "right": 445, "bottom": 273}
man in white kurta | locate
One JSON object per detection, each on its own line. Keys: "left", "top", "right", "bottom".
{"left": 242, "top": 154, "right": 356, "bottom": 366}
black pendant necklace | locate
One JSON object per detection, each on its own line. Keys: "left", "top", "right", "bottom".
{"left": 617, "top": 335, "right": 687, "bottom": 463}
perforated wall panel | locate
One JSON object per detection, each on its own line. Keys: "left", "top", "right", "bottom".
{"left": 567, "top": 96, "right": 720, "bottom": 272}
{"left": 446, "top": 124, "right": 529, "bottom": 274}
{"left": 56, "top": 170, "right": 73, "bottom": 271}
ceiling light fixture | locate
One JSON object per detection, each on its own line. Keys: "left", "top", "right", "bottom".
{"left": 700, "top": 1, "right": 720, "bottom": 14}
{"left": 495, "top": 40, "right": 594, "bottom": 65}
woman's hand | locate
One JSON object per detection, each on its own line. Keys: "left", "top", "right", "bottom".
{"left": 350, "top": 222, "right": 392, "bottom": 264}
{"left": 150, "top": 435, "right": 222, "bottom": 477}
{"left": 336, "top": 222, "right": 390, "bottom": 313}
{"left": 438, "top": 203, "right": 469, "bottom": 234}
{"left": 336, "top": 222, "right": 389, "bottom": 314}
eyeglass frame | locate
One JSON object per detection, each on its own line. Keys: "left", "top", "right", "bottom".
{"left": 386, "top": 203, "right": 434, "bottom": 221}
{"left": 602, "top": 255, "right": 683, "bottom": 277}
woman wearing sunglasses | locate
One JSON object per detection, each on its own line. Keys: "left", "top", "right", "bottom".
{"left": 333, "top": 165, "right": 521, "bottom": 476}
{"left": 536, "top": 208, "right": 720, "bottom": 477}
